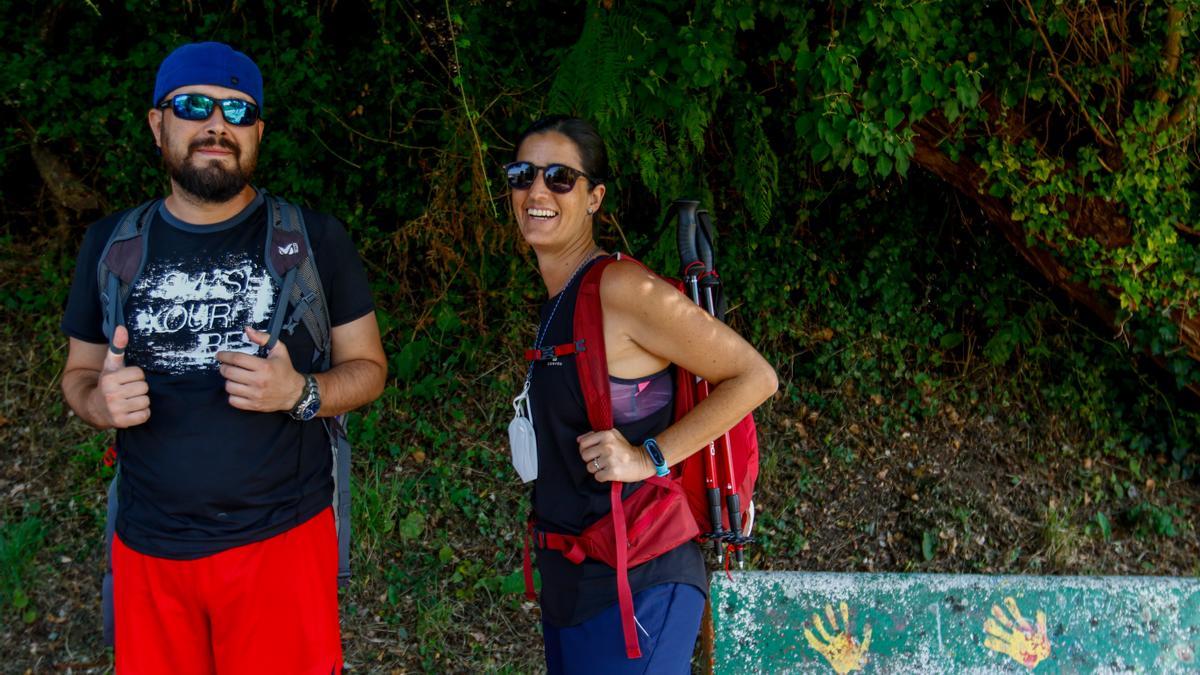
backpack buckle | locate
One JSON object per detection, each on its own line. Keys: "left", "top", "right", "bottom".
{"left": 524, "top": 340, "right": 586, "bottom": 363}
{"left": 282, "top": 292, "right": 318, "bottom": 336}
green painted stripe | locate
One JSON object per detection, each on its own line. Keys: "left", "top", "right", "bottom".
{"left": 711, "top": 572, "right": 1200, "bottom": 673}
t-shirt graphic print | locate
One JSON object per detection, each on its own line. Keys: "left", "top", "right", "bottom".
{"left": 128, "top": 252, "right": 274, "bottom": 374}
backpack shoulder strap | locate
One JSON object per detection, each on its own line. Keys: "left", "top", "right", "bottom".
{"left": 96, "top": 200, "right": 157, "bottom": 348}
{"left": 572, "top": 253, "right": 659, "bottom": 432}
{"left": 261, "top": 192, "right": 350, "bottom": 585}
{"left": 261, "top": 193, "right": 332, "bottom": 367}
{"left": 573, "top": 255, "right": 619, "bottom": 432}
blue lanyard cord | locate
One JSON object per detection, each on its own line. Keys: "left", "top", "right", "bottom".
{"left": 525, "top": 248, "right": 601, "bottom": 386}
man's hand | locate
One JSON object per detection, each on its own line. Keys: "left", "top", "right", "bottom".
{"left": 578, "top": 429, "right": 656, "bottom": 483}
{"left": 216, "top": 327, "right": 305, "bottom": 413}
{"left": 94, "top": 325, "right": 151, "bottom": 428}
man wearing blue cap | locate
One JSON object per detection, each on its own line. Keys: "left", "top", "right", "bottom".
{"left": 59, "top": 42, "right": 385, "bottom": 673}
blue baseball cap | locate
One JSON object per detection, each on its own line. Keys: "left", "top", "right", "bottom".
{"left": 153, "top": 42, "right": 264, "bottom": 114}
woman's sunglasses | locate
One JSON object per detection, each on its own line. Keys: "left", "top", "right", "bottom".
{"left": 156, "top": 93, "right": 261, "bottom": 126}
{"left": 503, "top": 161, "right": 596, "bottom": 194}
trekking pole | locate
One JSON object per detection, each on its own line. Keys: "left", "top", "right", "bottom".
{"left": 675, "top": 199, "right": 726, "bottom": 564}
{"left": 695, "top": 209, "right": 745, "bottom": 569}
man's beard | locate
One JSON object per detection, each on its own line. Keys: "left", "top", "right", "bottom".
{"left": 163, "top": 136, "right": 256, "bottom": 203}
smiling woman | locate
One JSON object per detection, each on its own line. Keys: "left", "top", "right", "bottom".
{"left": 506, "top": 116, "right": 778, "bottom": 674}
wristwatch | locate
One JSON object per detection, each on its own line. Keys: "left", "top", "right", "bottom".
{"left": 642, "top": 438, "right": 670, "bottom": 477}
{"left": 288, "top": 374, "right": 321, "bottom": 421}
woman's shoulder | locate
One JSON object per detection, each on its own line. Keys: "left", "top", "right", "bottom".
{"left": 598, "top": 256, "right": 668, "bottom": 297}
{"left": 597, "top": 256, "right": 689, "bottom": 328}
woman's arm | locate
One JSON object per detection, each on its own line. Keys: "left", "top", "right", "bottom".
{"left": 577, "top": 260, "right": 778, "bottom": 482}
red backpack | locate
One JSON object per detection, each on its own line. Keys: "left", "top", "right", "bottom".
{"left": 523, "top": 253, "right": 758, "bottom": 659}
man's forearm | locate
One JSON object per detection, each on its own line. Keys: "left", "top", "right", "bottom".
{"left": 311, "top": 359, "right": 387, "bottom": 417}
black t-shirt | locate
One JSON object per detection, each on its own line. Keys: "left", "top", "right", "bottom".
{"left": 62, "top": 192, "right": 374, "bottom": 559}
{"left": 529, "top": 256, "right": 707, "bottom": 627}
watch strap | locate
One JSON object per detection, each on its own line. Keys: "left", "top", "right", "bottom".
{"left": 288, "top": 374, "right": 319, "bottom": 420}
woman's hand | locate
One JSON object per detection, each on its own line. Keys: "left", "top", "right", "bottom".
{"left": 578, "top": 429, "right": 655, "bottom": 483}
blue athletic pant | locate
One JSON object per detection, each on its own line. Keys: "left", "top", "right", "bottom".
{"left": 542, "top": 582, "right": 705, "bottom": 675}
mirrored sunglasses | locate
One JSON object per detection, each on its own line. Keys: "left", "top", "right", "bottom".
{"left": 157, "top": 93, "right": 260, "bottom": 126}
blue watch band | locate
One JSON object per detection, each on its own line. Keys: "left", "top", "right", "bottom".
{"left": 643, "top": 438, "right": 670, "bottom": 477}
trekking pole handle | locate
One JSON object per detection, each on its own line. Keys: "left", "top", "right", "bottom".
{"left": 696, "top": 209, "right": 715, "bottom": 274}
{"left": 675, "top": 199, "right": 702, "bottom": 277}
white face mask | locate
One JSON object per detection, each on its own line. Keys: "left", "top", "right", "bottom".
{"left": 509, "top": 381, "right": 537, "bottom": 483}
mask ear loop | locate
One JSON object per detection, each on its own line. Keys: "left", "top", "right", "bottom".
{"left": 513, "top": 378, "right": 533, "bottom": 423}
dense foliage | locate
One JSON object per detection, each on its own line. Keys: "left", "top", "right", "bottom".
{"left": 2, "top": 0, "right": 1198, "bottom": 670}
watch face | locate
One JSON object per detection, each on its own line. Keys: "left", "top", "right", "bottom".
{"left": 290, "top": 375, "right": 320, "bottom": 421}
{"left": 299, "top": 400, "right": 320, "bottom": 421}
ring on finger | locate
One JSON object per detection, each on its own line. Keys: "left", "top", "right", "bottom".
{"left": 592, "top": 458, "right": 601, "bottom": 471}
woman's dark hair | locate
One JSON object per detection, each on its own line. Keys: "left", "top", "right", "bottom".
{"left": 515, "top": 115, "right": 609, "bottom": 184}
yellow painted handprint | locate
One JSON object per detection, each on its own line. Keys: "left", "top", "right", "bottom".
{"left": 983, "top": 596, "right": 1052, "bottom": 669}
{"left": 803, "top": 601, "right": 872, "bottom": 674}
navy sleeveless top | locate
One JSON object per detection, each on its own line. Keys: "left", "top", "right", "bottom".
{"left": 529, "top": 256, "right": 707, "bottom": 627}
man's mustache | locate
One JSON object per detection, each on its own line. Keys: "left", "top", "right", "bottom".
{"left": 187, "top": 137, "right": 240, "bottom": 158}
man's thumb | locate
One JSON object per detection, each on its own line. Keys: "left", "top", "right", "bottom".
{"left": 103, "top": 325, "right": 128, "bottom": 372}
{"left": 244, "top": 326, "right": 274, "bottom": 349}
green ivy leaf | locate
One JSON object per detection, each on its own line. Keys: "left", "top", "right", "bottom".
{"left": 500, "top": 569, "right": 527, "bottom": 595}
{"left": 876, "top": 154, "right": 894, "bottom": 177}
{"left": 944, "top": 99, "right": 960, "bottom": 122}
{"left": 394, "top": 339, "right": 429, "bottom": 382}
{"left": 810, "top": 142, "right": 831, "bottom": 163}
{"left": 922, "top": 530, "right": 938, "bottom": 561}
{"left": 399, "top": 511, "right": 425, "bottom": 541}
{"left": 939, "top": 332, "right": 964, "bottom": 349}
{"left": 884, "top": 107, "right": 905, "bottom": 130}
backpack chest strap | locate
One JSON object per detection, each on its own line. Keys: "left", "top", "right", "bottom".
{"left": 524, "top": 340, "right": 585, "bottom": 362}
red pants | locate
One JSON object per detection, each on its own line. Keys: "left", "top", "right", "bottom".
{"left": 113, "top": 508, "right": 342, "bottom": 674}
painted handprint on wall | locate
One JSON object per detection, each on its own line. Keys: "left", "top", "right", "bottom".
{"left": 803, "top": 601, "right": 872, "bottom": 674}
{"left": 983, "top": 596, "right": 1051, "bottom": 669}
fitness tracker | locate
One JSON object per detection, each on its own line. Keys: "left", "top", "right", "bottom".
{"left": 643, "top": 437, "right": 670, "bottom": 477}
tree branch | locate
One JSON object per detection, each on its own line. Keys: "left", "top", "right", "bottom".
{"left": 909, "top": 111, "right": 1200, "bottom": 396}
{"left": 1022, "top": 0, "right": 1119, "bottom": 148}
{"left": 1154, "top": 5, "right": 1185, "bottom": 105}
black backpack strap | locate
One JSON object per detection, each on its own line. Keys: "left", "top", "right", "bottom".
{"left": 262, "top": 193, "right": 332, "bottom": 365}
{"left": 96, "top": 200, "right": 157, "bottom": 349}
{"left": 96, "top": 198, "right": 156, "bottom": 638}
{"left": 96, "top": 200, "right": 155, "bottom": 647}
{"left": 261, "top": 192, "right": 350, "bottom": 585}
{"left": 101, "top": 464, "right": 119, "bottom": 647}
{"left": 325, "top": 414, "right": 352, "bottom": 587}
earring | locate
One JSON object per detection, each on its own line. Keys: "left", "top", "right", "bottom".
{"left": 586, "top": 208, "right": 594, "bottom": 215}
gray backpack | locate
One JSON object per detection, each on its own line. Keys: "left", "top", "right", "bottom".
{"left": 95, "top": 193, "right": 352, "bottom": 645}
